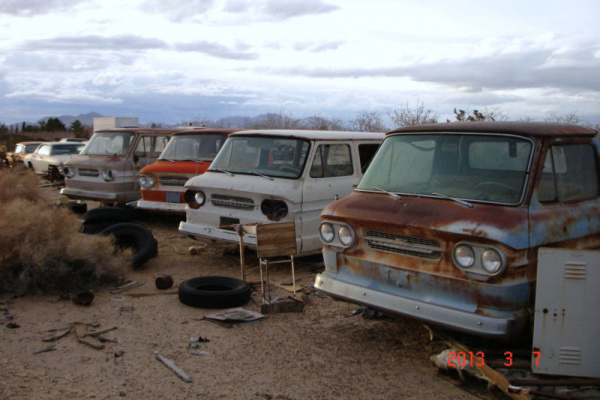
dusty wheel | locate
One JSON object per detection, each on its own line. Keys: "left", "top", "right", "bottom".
{"left": 178, "top": 276, "right": 251, "bottom": 309}
{"left": 100, "top": 223, "right": 157, "bottom": 268}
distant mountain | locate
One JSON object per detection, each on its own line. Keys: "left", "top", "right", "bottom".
{"left": 39, "top": 112, "right": 103, "bottom": 127}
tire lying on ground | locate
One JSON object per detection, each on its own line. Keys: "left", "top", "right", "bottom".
{"left": 178, "top": 276, "right": 251, "bottom": 309}
{"left": 100, "top": 222, "right": 158, "bottom": 268}
{"left": 80, "top": 206, "right": 133, "bottom": 234}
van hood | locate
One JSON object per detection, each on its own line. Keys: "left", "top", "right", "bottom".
{"left": 64, "top": 154, "right": 130, "bottom": 170}
{"left": 186, "top": 171, "right": 303, "bottom": 202}
{"left": 141, "top": 160, "right": 211, "bottom": 175}
{"left": 323, "top": 191, "right": 529, "bottom": 250}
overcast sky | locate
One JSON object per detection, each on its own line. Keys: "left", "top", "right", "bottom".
{"left": 1, "top": 0, "right": 599, "bottom": 125}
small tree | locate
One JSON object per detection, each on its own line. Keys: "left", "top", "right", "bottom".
{"left": 350, "top": 111, "right": 387, "bottom": 132}
{"left": 43, "top": 117, "right": 66, "bottom": 132}
{"left": 544, "top": 112, "right": 582, "bottom": 125}
{"left": 389, "top": 100, "right": 438, "bottom": 128}
{"left": 70, "top": 120, "right": 88, "bottom": 138}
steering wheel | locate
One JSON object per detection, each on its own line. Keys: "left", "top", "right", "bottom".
{"left": 476, "top": 181, "right": 518, "bottom": 194}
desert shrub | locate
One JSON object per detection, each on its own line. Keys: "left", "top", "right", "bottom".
{"left": 0, "top": 169, "right": 130, "bottom": 295}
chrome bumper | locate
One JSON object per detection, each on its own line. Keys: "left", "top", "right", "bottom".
{"left": 314, "top": 272, "right": 526, "bottom": 338}
{"left": 137, "top": 200, "right": 186, "bottom": 214}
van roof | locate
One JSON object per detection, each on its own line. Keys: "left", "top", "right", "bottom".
{"left": 388, "top": 122, "right": 598, "bottom": 138}
{"left": 171, "top": 128, "right": 241, "bottom": 136}
{"left": 230, "top": 129, "right": 385, "bottom": 140}
{"left": 96, "top": 128, "right": 180, "bottom": 134}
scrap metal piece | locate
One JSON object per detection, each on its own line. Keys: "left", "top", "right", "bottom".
{"left": 154, "top": 352, "right": 191, "bottom": 383}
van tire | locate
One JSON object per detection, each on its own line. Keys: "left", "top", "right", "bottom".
{"left": 83, "top": 207, "right": 131, "bottom": 224}
{"left": 100, "top": 223, "right": 158, "bottom": 268}
{"left": 178, "top": 276, "right": 251, "bottom": 309}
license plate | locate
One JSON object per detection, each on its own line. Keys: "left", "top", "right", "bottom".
{"left": 166, "top": 192, "right": 181, "bottom": 203}
{"left": 220, "top": 216, "right": 240, "bottom": 230}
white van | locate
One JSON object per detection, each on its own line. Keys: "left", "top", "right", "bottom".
{"left": 179, "top": 129, "right": 384, "bottom": 256}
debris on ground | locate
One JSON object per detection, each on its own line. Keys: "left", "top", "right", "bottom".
{"left": 154, "top": 352, "right": 192, "bottom": 383}
{"left": 155, "top": 275, "right": 174, "bottom": 290}
{"left": 260, "top": 297, "right": 305, "bottom": 314}
{"left": 110, "top": 281, "right": 144, "bottom": 294}
{"left": 203, "top": 307, "right": 265, "bottom": 328}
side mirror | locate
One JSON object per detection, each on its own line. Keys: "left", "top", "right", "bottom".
{"left": 133, "top": 155, "right": 139, "bottom": 164}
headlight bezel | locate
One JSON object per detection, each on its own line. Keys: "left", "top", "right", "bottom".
{"left": 319, "top": 223, "right": 335, "bottom": 243}
{"left": 139, "top": 174, "right": 155, "bottom": 189}
{"left": 452, "top": 241, "right": 507, "bottom": 278}
{"left": 100, "top": 169, "right": 114, "bottom": 182}
{"left": 184, "top": 189, "right": 205, "bottom": 209}
{"left": 319, "top": 221, "right": 356, "bottom": 249}
{"left": 62, "top": 166, "right": 75, "bottom": 178}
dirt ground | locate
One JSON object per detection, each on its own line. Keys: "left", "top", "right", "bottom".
{"left": 0, "top": 191, "right": 499, "bottom": 399}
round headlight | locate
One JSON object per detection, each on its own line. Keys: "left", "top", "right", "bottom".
{"left": 320, "top": 223, "right": 334, "bottom": 243}
{"left": 454, "top": 244, "right": 475, "bottom": 268}
{"left": 482, "top": 249, "right": 503, "bottom": 273}
{"left": 139, "top": 175, "right": 155, "bottom": 189}
{"left": 101, "top": 169, "right": 113, "bottom": 182}
{"left": 63, "top": 166, "right": 75, "bottom": 178}
{"left": 338, "top": 225, "right": 354, "bottom": 247}
{"left": 194, "top": 191, "right": 206, "bottom": 206}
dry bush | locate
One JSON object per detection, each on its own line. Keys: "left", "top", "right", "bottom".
{"left": 0, "top": 169, "right": 130, "bottom": 295}
{"left": 0, "top": 169, "right": 47, "bottom": 204}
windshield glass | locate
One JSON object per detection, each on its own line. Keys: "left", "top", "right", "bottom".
{"left": 358, "top": 134, "right": 533, "bottom": 204}
{"left": 82, "top": 132, "right": 134, "bottom": 156}
{"left": 210, "top": 136, "right": 310, "bottom": 179}
{"left": 159, "top": 133, "right": 227, "bottom": 161}
{"left": 51, "top": 144, "right": 85, "bottom": 155}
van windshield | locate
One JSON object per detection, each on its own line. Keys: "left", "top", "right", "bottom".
{"left": 210, "top": 136, "right": 310, "bottom": 179}
{"left": 82, "top": 132, "right": 134, "bottom": 156}
{"left": 159, "top": 133, "right": 227, "bottom": 162}
{"left": 358, "top": 133, "right": 533, "bottom": 204}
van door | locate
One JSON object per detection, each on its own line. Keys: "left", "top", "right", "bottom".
{"left": 301, "top": 142, "right": 359, "bottom": 253}
{"left": 132, "top": 134, "right": 171, "bottom": 170}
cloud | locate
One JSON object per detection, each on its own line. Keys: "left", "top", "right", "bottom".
{"left": 142, "top": 0, "right": 338, "bottom": 22}
{"left": 275, "top": 44, "right": 600, "bottom": 93}
{"left": 262, "top": 0, "right": 339, "bottom": 19}
{"left": 292, "top": 40, "right": 344, "bottom": 53}
{"left": 175, "top": 41, "right": 258, "bottom": 60}
{"left": 6, "top": 89, "right": 123, "bottom": 105}
{"left": 0, "top": 0, "right": 85, "bottom": 16}
{"left": 20, "top": 35, "right": 168, "bottom": 51}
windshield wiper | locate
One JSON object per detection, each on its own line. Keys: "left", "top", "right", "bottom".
{"left": 159, "top": 158, "right": 176, "bottom": 162}
{"left": 244, "top": 171, "right": 274, "bottom": 181}
{"left": 209, "top": 168, "right": 234, "bottom": 176}
{"left": 372, "top": 187, "right": 402, "bottom": 200}
{"left": 430, "top": 192, "right": 474, "bottom": 209}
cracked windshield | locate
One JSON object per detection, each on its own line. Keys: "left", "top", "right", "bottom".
{"left": 358, "top": 134, "right": 533, "bottom": 204}
{"left": 210, "top": 136, "right": 310, "bottom": 179}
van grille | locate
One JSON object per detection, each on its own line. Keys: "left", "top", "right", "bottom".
{"left": 365, "top": 230, "right": 442, "bottom": 260}
{"left": 78, "top": 168, "right": 99, "bottom": 177}
{"left": 211, "top": 194, "right": 254, "bottom": 210}
{"left": 160, "top": 177, "right": 188, "bottom": 186}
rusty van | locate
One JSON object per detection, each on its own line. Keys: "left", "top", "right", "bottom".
{"left": 60, "top": 128, "right": 175, "bottom": 204}
{"left": 179, "top": 129, "right": 384, "bottom": 256}
{"left": 314, "top": 122, "right": 600, "bottom": 339}
{"left": 136, "top": 129, "right": 239, "bottom": 214}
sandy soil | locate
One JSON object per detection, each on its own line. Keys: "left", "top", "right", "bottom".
{"left": 0, "top": 196, "right": 494, "bottom": 399}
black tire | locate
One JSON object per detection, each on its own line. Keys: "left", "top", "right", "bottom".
{"left": 83, "top": 207, "right": 131, "bottom": 224}
{"left": 100, "top": 223, "right": 157, "bottom": 268}
{"left": 80, "top": 220, "right": 121, "bottom": 234}
{"left": 178, "top": 276, "right": 251, "bottom": 309}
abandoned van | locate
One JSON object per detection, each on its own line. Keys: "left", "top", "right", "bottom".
{"left": 179, "top": 129, "right": 384, "bottom": 256}
{"left": 315, "top": 122, "right": 600, "bottom": 339}
{"left": 60, "top": 128, "right": 175, "bottom": 204}
{"left": 136, "top": 129, "right": 239, "bottom": 214}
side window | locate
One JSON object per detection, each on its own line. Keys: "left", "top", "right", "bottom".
{"left": 134, "top": 136, "right": 151, "bottom": 156}
{"left": 358, "top": 143, "right": 380, "bottom": 173}
{"left": 538, "top": 144, "right": 599, "bottom": 202}
{"left": 37, "top": 145, "right": 51, "bottom": 156}
{"left": 154, "top": 136, "right": 169, "bottom": 156}
{"left": 309, "top": 144, "right": 353, "bottom": 178}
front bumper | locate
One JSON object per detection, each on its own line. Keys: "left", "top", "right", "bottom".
{"left": 60, "top": 187, "right": 139, "bottom": 203}
{"left": 178, "top": 221, "right": 258, "bottom": 247}
{"left": 137, "top": 200, "right": 186, "bottom": 214}
{"left": 314, "top": 272, "right": 528, "bottom": 339}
